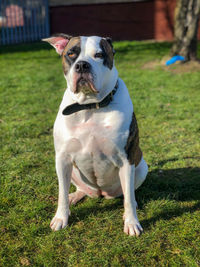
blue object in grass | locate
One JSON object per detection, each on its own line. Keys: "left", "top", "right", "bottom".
{"left": 166, "top": 55, "right": 185, "bottom": 66}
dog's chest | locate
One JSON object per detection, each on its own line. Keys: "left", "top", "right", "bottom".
{"left": 69, "top": 112, "right": 123, "bottom": 160}
{"left": 60, "top": 111, "right": 126, "bottom": 187}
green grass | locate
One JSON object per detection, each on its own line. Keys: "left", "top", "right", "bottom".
{"left": 0, "top": 40, "right": 200, "bottom": 267}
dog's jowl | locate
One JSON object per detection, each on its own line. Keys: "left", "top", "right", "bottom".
{"left": 43, "top": 34, "right": 148, "bottom": 236}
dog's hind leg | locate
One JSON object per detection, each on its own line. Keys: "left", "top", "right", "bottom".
{"left": 69, "top": 190, "right": 86, "bottom": 205}
{"left": 134, "top": 157, "right": 148, "bottom": 190}
{"left": 70, "top": 167, "right": 100, "bottom": 205}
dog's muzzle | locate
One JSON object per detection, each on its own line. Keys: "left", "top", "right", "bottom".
{"left": 73, "top": 60, "right": 98, "bottom": 94}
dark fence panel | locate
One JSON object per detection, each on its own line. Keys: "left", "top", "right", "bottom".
{"left": 0, "top": 0, "right": 50, "bottom": 45}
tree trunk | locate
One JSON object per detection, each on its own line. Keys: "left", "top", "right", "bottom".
{"left": 171, "top": 0, "right": 200, "bottom": 61}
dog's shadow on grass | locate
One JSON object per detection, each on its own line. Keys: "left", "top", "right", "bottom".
{"left": 69, "top": 164, "right": 200, "bottom": 228}
{"left": 137, "top": 164, "right": 200, "bottom": 229}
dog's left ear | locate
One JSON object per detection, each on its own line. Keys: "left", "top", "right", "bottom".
{"left": 42, "top": 34, "right": 72, "bottom": 55}
{"left": 104, "top": 37, "right": 116, "bottom": 55}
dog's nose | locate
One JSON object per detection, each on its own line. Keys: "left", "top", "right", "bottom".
{"left": 75, "top": 61, "right": 91, "bottom": 73}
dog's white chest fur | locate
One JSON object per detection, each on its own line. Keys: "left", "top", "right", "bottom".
{"left": 54, "top": 78, "right": 133, "bottom": 195}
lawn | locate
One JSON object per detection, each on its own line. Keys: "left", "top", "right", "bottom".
{"left": 0, "top": 40, "right": 200, "bottom": 267}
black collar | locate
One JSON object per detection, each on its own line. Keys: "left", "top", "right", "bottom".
{"left": 62, "top": 81, "right": 118, "bottom": 116}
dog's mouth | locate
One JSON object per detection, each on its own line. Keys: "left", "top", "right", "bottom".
{"left": 74, "top": 75, "right": 99, "bottom": 95}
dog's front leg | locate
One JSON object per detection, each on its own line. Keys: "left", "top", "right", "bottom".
{"left": 50, "top": 153, "right": 72, "bottom": 231}
{"left": 119, "top": 160, "right": 143, "bottom": 236}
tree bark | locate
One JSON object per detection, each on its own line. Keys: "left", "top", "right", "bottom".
{"left": 171, "top": 0, "right": 200, "bottom": 61}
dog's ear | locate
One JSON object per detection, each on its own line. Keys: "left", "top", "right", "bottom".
{"left": 42, "top": 34, "right": 72, "bottom": 55}
{"left": 104, "top": 37, "right": 116, "bottom": 55}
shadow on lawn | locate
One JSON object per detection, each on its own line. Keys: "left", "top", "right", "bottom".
{"left": 0, "top": 42, "right": 51, "bottom": 54}
{"left": 0, "top": 41, "right": 172, "bottom": 55}
{"left": 69, "top": 166, "right": 200, "bottom": 227}
{"left": 115, "top": 41, "right": 171, "bottom": 55}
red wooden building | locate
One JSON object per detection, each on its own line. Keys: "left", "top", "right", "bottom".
{"left": 49, "top": 0, "right": 200, "bottom": 41}
{"left": 1, "top": 0, "right": 199, "bottom": 45}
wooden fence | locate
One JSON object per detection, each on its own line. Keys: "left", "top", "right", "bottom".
{"left": 0, "top": 0, "right": 50, "bottom": 45}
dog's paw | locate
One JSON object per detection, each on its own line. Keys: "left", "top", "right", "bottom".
{"left": 69, "top": 190, "right": 86, "bottom": 205}
{"left": 123, "top": 218, "right": 143, "bottom": 237}
{"left": 50, "top": 213, "right": 69, "bottom": 231}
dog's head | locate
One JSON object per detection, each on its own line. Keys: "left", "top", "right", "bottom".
{"left": 43, "top": 34, "right": 118, "bottom": 103}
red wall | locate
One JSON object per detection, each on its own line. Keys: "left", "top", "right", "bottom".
{"left": 154, "top": 0, "right": 175, "bottom": 40}
{"left": 50, "top": 0, "right": 200, "bottom": 41}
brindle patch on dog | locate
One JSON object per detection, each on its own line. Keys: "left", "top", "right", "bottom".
{"left": 62, "top": 37, "right": 81, "bottom": 75}
{"left": 125, "top": 112, "right": 142, "bottom": 167}
{"left": 100, "top": 38, "right": 114, "bottom": 70}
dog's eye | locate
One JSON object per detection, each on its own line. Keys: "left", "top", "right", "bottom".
{"left": 67, "top": 52, "right": 76, "bottom": 58}
{"left": 95, "top": 52, "right": 104, "bottom": 59}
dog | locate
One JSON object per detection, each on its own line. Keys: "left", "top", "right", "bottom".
{"left": 43, "top": 34, "right": 148, "bottom": 236}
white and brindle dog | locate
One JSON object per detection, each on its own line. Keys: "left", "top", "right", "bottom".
{"left": 43, "top": 34, "right": 148, "bottom": 236}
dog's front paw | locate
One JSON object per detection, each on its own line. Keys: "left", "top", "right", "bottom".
{"left": 123, "top": 217, "right": 143, "bottom": 236}
{"left": 50, "top": 212, "right": 69, "bottom": 231}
